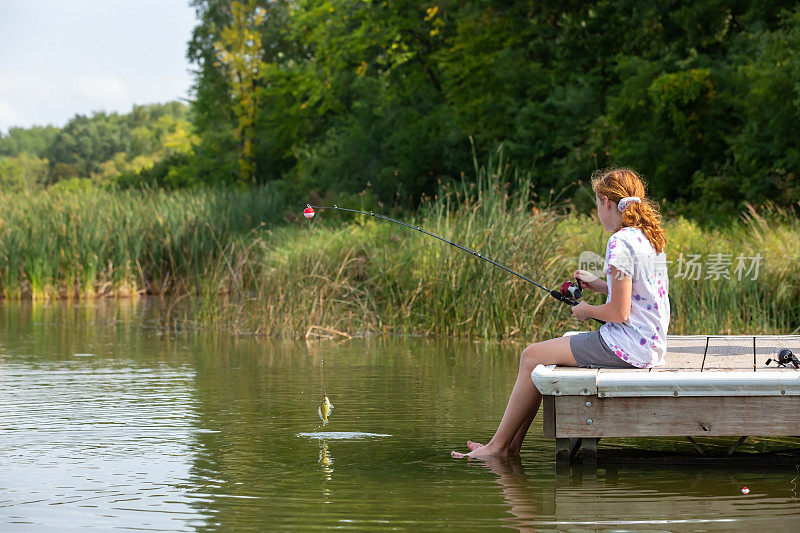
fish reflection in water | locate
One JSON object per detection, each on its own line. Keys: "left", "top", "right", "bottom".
{"left": 318, "top": 442, "right": 333, "bottom": 469}
{"left": 318, "top": 441, "right": 333, "bottom": 482}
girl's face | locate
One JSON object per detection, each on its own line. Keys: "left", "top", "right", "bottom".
{"left": 595, "top": 194, "right": 620, "bottom": 232}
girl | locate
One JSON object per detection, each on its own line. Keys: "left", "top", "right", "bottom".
{"left": 452, "top": 167, "right": 669, "bottom": 458}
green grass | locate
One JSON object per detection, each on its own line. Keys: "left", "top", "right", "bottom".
{"left": 192, "top": 188, "right": 799, "bottom": 339}
{"left": 0, "top": 174, "right": 798, "bottom": 339}
{"left": 0, "top": 184, "right": 287, "bottom": 299}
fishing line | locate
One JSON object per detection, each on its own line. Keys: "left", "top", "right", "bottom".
{"left": 320, "top": 357, "right": 327, "bottom": 398}
{"left": 304, "top": 204, "right": 604, "bottom": 325}
{"left": 305, "top": 203, "right": 563, "bottom": 287}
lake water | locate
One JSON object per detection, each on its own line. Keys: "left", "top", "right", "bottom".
{"left": 1, "top": 302, "right": 799, "bottom": 531}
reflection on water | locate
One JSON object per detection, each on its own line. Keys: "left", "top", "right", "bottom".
{"left": 318, "top": 442, "right": 333, "bottom": 482}
{"left": 0, "top": 301, "right": 799, "bottom": 530}
{"left": 476, "top": 455, "right": 800, "bottom": 530}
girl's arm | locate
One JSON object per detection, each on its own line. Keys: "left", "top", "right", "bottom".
{"left": 571, "top": 266, "right": 631, "bottom": 323}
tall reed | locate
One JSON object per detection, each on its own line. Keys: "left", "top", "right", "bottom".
{"left": 177, "top": 164, "right": 800, "bottom": 339}
{"left": 0, "top": 172, "right": 797, "bottom": 339}
{"left": 0, "top": 184, "right": 287, "bottom": 299}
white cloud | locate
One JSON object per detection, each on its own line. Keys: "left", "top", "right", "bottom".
{"left": 72, "top": 74, "right": 132, "bottom": 110}
{"left": 0, "top": 0, "right": 196, "bottom": 133}
{"left": 0, "top": 101, "right": 27, "bottom": 130}
{"left": 0, "top": 67, "right": 193, "bottom": 133}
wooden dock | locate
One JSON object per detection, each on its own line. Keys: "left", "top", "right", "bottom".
{"left": 532, "top": 334, "right": 800, "bottom": 463}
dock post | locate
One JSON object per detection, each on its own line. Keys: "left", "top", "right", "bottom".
{"left": 582, "top": 438, "right": 598, "bottom": 464}
{"left": 727, "top": 436, "right": 748, "bottom": 456}
{"left": 555, "top": 438, "right": 571, "bottom": 463}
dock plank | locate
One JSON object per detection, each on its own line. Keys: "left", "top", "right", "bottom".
{"left": 554, "top": 395, "right": 800, "bottom": 437}
{"left": 755, "top": 336, "right": 800, "bottom": 371}
{"left": 703, "top": 337, "right": 755, "bottom": 371}
{"left": 542, "top": 396, "right": 556, "bottom": 438}
{"left": 656, "top": 336, "right": 706, "bottom": 371}
{"left": 544, "top": 334, "right": 800, "bottom": 460}
{"left": 558, "top": 333, "right": 800, "bottom": 371}
{"left": 658, "top": 352, "right": 704, "bottom": 370}
{"left": 656, "top": 335, "right": 800, "bottom": 371}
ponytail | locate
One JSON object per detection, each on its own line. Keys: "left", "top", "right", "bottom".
{"left": 620, "top": 198, "right": 665, "bottom": 254}
{"left": 591, "top": 168, "right": 666, "bottom": 254}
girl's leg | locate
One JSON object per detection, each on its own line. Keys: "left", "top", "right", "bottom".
{"left": 467, "top": 404, "right": 539, "bottom": 453}
{"left": 508, "top": 397, "right": 540, "bottom": 453}
{"left": 453, "top": 335, "right": 577, "bottom": 458}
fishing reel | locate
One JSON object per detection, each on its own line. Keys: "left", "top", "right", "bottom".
{"left": 552, "top": 279, "right": 583, "bottom": 305}
{"left": 559, "top": 279, "right": 583, "bottom": 302}
{"left": 766, "top": 348, "right": 800, "bottom": 369}
{"left": 550, "top": 278, "right": 605, "bottom": 325}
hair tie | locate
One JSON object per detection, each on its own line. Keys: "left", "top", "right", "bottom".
{"left": 618, "top": 196, "right": 641, "bottom": 212}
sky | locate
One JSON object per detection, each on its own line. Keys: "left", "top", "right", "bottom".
{"left": 0, "top": 0, "right": 197, "bottom": 133}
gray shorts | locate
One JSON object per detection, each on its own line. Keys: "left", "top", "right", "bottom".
{"left": 569, "top": 331, "right": 636, "bottom": 369}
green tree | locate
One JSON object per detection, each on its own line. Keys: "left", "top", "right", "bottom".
{"left": 213, "top": 0, "right": 267, "bottom": 185}
{"left": 47, "top": 112, "right": 132, "bottom": 180}
{"left": 0, "top": 152, "right": 49, "bottom": 190}
{"left": 183, "top": 0, "right": 800, "bottom": 216}
{"left": 727, "top": 6, "right": 800, "bottom": 205}
{"left": 0, "top": 125, "right": 59, "bottom": 158}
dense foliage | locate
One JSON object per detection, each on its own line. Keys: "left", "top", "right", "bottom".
{"left": 183, "top": 0, "right": 800, "bottom": 218}
{"left": 2, "top": 1, "right": 799, "bottom": 223}
{"left": 0, "top": 176, "right": 796, "bottom": 338}
{"left": 0, "top": 102, "right": 194, "bottom": 190}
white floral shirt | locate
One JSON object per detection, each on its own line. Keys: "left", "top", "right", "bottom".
{"left": 599, "top": 226, "right": 670, "bottom": 368}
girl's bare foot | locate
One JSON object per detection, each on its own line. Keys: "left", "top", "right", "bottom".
{"left": 451, "top": 442, "right": 509, "bottom": 459}
{"left": 467, "top": 440, "right": 484, "bottom": 451}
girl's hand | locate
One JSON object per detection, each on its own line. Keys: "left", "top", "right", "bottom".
{"left": 573, "top": 270, "right": 607, "bottom": 294}
{"left": 571, "top": 301, "right": 593, "bottom": 321}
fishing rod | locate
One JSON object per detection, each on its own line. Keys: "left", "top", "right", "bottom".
{"left": 304, "top": 204, "right": 605, "bottom": 325}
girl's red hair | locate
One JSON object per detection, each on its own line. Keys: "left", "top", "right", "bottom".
{"left": 591, "top": 167, "right": 666, "bottom": 254}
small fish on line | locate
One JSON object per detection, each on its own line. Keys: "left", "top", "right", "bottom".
{"left": 318, "top": 395, "right": 333, "bottom": 425}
